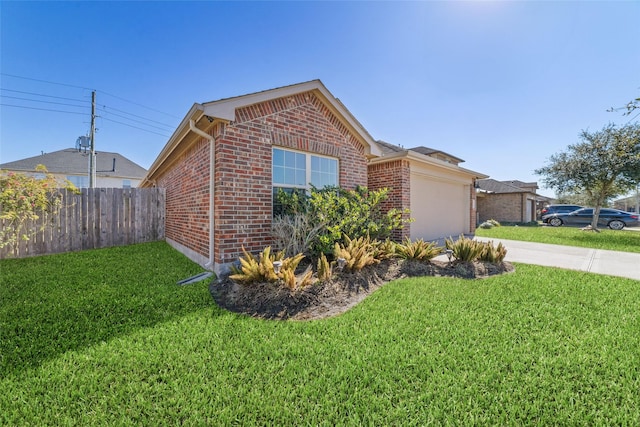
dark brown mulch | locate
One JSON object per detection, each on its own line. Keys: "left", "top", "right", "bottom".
{"left": 209, "top": 259, "right": 515, "bottom": 321}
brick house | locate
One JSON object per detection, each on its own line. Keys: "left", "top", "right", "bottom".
{"left": 476, "top": 179, "right": 551, "bottom": 223}
{"left": 142, "top": 80, "right": 486, "bottom": 274}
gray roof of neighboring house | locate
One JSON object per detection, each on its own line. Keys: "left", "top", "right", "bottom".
{"left": 375, "top": 140, "right": 465, "bottom": 163}
{"left": 477, "top": 178, "right": 536, "bottom": 194}
{"left": 0, "top": 148, "right": 147, "bottom": 178}
{"left": 503, "top": 180, "right": 538, "bottom": 189}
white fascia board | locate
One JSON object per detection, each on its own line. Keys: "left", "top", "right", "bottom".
{"left": 370, "top": 150, "right": 489, "bottom": 180}
{"left": 406, "top": 151, "right": 489, "bottom": 179}
{"left": 142, "top": 103, "right": 204, "bottom": 185}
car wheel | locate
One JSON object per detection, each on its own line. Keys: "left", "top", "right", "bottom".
{"left": 608, "top": 220, "right": 625, "bottom": 230}
{"left": 549, "top": 217, "right": 563, "bottom": 227}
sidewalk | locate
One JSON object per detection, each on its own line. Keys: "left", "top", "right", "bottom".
{"left": 473, "top": 237, "right": 640, "bottom": 281}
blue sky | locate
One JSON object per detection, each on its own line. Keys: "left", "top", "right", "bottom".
{"left": 1, "top": 1, "right": 639, "bottom": 197}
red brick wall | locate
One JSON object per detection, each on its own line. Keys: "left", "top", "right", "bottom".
{"left": 367, "top": 160, "right": 411, "bottom": 241}
{"left": 213, "top": 91, "right": 369, "bottom": 265}
{"left": 157, "top": 139, "right": 211, "bottom": 259}
{"left": 477, "top": 193, "right": 524, "bottom": 223}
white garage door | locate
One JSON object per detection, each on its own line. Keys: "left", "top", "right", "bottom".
{"left": 410, "top": 172, "right": 469, "bottom": 241}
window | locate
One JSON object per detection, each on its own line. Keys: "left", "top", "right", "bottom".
{"left": 273, "top": 148, "right": 338, "bottom": 190}
{"left": 122, "top": 179, "right": 131, "bottom": 189}
{"left": 67, "top": 175, "right": 88, "bottom": 188}
{"left": 272, "top": 147, "right": 338, "bottom": 215}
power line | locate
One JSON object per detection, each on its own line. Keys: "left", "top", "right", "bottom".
{"left": 98, "top": 107, "right": 175, "bottom": 132}
{"left": 98, "top": 90, "right": 180, "bottom": 119}
{"left": 0, "top": 103, "right": 88, "bottom": 115}
{"left": 99, "top": 116, "right": 171, "bottom": 137}
{"left": 0, "top": 95, "right": 88, "bottom": 109}
{"left": 0, "top": 88, "right": 89, "bottom": 103}
{"left": 97, "top": 104, "right": 175, "bottom": 129}
{"left": 2, "top": 73, "right": 179, "bottom": 120}
{"left": 0, "top": 73, "right": 92, "bottom": 90}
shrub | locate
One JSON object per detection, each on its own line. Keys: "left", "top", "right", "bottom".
{"left": 478, "top": 241, "right": 508, "bottom": 263}
{"left": 373, "top": 239, "right": 398, "bottom": 261}
{"left": 395, "top": 238, "right": 442, "bottom": 261}
{"left": 333, "top": 235, "right": 379, "bottom": 271}
{"left": 317, "top": 253, "right": 333, "bottom": 282}
{"left": 479, "top": 219, "right": 501, "bottom": 229}
{"left": 272, "top": 213, "right": 324, "bottom": 257}
{"left": 230, "top": 246, "right": 282, "bottom": 283}
{"left": 275, "top": 186, "right": 412, "bottom": 257}
{"left": 445, "top": 235, "right": 484, "bottom": 262}
{"left": 0, "top": 165, "right": 78, "bottom": 252}
{"left": 280, "top": 265, "right": 314, "bottom": 290}
{"left": 229, "top": 247, "right": 308, "bottom": 288}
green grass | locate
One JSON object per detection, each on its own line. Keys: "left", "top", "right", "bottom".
{"left": 476, "top": 224, "right": 640, "bottom": 253}
{"left": 2, "top": 242, "right": 639, "bottom": 425}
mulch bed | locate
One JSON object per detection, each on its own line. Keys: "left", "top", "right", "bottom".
{"left": 209, "top": 258, "right": 515, "bottom": 321}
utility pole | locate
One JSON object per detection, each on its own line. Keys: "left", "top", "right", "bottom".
{"left": 89, "top": 90, "right": 96, "bottom": 188}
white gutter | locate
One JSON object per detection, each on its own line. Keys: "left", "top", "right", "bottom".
{"left": 189, "top": 119, "right": 216, "bottom": 271}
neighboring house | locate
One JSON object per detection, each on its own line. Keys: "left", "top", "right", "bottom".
{"left": 476, "top": 179, "right": 551, "bottom": 223}
{"left": 613, "top": 194, "right": 639, "bottom": 213}
{"left": 142, "top": 80, "right": 487, "bottom": 274}
{"left": 0, "top": 148, "right": 147, "bottom": 188}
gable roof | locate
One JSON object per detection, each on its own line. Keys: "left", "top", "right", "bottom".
{"left": 0, "top": 148, "right": 147, "bottom": 178}
{"left": 372, "top": 140, "right": 488, "bottom": 179}
{"left": 376, "top": 141, "right": 465, "bottom": 164}
{"left": 144, "top": 80, "right": 382, "bottom": 185}
{"left": 477, "top": 178, "right": 536, "bottom": 194}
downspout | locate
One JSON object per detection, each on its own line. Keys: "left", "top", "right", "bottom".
{"left": 189, "top": 119, "right": 215, "bottom": 271}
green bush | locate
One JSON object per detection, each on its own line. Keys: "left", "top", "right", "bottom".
{"left": 275, "top": 186, "right": 412, "bottom": 256}
{"left": 445, "top": 235, "right": 484, "bottom": 262}
{"left": 230, "top": 246, "right": 306, "bottom": 286}
{"left": 0, "top": 166, "right": 78, "bottom": 252}
{"left": 316, "top": 253, "right": 333, "bottom": 282}
{"left": 333, "top": 235, "right": 379, "bottom": 271}
{"left": 477, "top": 241, "right": 508, "bottom": 263}
{"left": 479, "top": 219, "right": 501, "bottom": 229}
{"left": 395, "top": 238, "right": 442, "bottom": 261}
{"left": 373, "top": 239, "right": 398, "bottom": 261}
{"left": 445, "top": 235, "right": 508, "bottom": 263}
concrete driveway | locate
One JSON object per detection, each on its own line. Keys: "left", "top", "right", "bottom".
{"left": 474, "top": 237, "right": 640, "bottom": 281}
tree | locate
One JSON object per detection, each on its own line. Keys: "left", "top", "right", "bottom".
{"left": 0, "top": 165, "right": 78, "bottom": 254}
{"left": 535, "top": 123, "right": 640, "bottom": 230}
{"left": 608, "top": 95, "right": 640, "bottom": 116}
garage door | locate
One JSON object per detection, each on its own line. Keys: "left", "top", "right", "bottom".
{"left": 410, "top": 172, "right": 469, "bottom": 241}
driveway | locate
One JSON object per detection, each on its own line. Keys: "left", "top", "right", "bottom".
{"left": 474, "top": 237, "right": 640, "bottom": 281}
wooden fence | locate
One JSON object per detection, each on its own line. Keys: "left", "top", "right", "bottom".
{"left": 0, "top": 187, "right": 165, "bottom": 259}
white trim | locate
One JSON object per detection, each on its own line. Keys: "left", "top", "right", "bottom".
{"left": 272, "top": 147, "right": 339, "bottom": 190}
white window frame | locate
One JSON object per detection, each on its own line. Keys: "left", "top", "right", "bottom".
{"left": 272, "top": 147, "right": 339, "bottom": 190}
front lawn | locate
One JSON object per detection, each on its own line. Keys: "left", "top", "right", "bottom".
{"left": 476, "top": 224, "right": 640, "bottom": 253}
{"left": 2, "top": 242, "right": 639, "bottom": 425}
